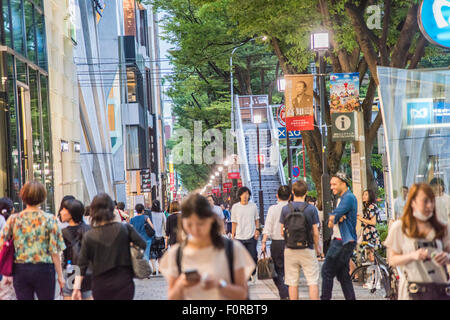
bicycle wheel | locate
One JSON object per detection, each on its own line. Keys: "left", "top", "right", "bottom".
{"left": 350, "top": 265, "right": 370, "bottom": 283}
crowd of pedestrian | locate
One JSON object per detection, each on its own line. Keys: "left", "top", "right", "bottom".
{"left": 0, "top": 173, "right": 448, "bottom": 301}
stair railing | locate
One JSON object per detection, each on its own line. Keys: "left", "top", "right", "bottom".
{"left": 234, "top": 95, "right": 252, "bottom": 190}
{"left": 267, "top": 104, "right": 286, "bottom": 186}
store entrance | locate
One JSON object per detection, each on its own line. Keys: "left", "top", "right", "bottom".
{"left": 17, "top": 83, "right": 33, "bottom": 186}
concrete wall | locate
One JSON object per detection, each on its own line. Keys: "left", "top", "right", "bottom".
{"left": 45, "top": 0, "right": 83, "bottom": 207}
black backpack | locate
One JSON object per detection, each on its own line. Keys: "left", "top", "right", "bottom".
{"left": 176, "top": 237, "right": 235, "bottom": 284}
{"left": 144, "top": 211, "right": 155, "bottom": 237}
{"left": 283, "top": 203, "right": 311, "bottom": 249}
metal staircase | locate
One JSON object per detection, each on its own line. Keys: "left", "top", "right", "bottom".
{"left": 234, "top": 96, "right": 286, "bottom": 221}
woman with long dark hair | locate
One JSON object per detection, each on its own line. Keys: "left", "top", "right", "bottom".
{"left": 359, "top": 189, "right": 381, "bottom": 249}
{"left": 149, "top": 200, "right": 166, "bottom": 275}
{"left": 385, "top": 183, "right": 450, "bottom": 300}
{"left": 71, "top": 193, "right": 146, "bottom": 300}
{"left": 165, "top": 201, "right": 181, "bottom": 249}
{"left": 159, "top": 193, "right": 255, "bottom": 300}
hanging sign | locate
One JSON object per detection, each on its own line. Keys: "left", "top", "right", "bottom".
{"left": 284, "top": 75, "right": 314, "bottom": 131}
{"left": 330, "top": 73, "right": 360, "bottom": 141}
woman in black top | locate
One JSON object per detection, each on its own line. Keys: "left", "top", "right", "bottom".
{"left": 72, "top": 193, "right": 146, "bottom": 300}
{"left": 165, "top": 201, "right": 180, "bottom": 248}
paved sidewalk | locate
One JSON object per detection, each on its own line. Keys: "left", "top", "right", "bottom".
{"left": 134, "top": 266, "right": 386, "bottom": 300}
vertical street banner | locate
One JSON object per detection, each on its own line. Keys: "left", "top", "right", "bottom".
{"left": 284, "top": 75, "right": 314, "bottom": 131}
{"left": 169, "top": 162, "right": 175, "bottom": 191}
{"left": 227, "top": 154, "right": 240, "bottom": 180}
{"left": 330, "top": 72, "right": 360, "bottom": 141}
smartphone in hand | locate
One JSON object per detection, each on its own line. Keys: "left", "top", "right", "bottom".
{"left": 184, "top": 269, "right": 201, "bottom": 283}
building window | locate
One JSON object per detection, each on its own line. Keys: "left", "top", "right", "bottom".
{"left": 2, "top": 0, "right": 12, "bottom": 48}
{"left": 146, "top": 68, "right": 153, "bottom": 113}
{"left": 29, "top": 68, "right": 43, "bottom": 183}
{"left": 126, "top": 125, "right": 140, "bottom": 170}
{"left": 24, "top": 1, "right": 36, "bottom": 63}
{"left": 108, "top": 104, "right": 115, "bottom": 131}
{"left": 11, "top": 0, "right": 25, "bottom": 55}
{"left": 35, "top": 10, "right": 46, "bottom": 69}
{"left": 127, "top": 67, "right": 137, "bottom": 103}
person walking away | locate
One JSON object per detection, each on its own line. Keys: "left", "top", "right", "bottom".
{"left": 261, "top": 185, "right": 290, "bottom": 300}
{"left": 0, "top": 181, "right": 66, "bottom": 300}
{"left": 430, "top": 178, "right": 450, "bottom": 225}
{"left": 165, "top": 201, "right": 181, "bottom": 249}
{"left": 351, "top": 189, "right": 382, "bottom": 287}
{"left": 321, "top": 172, "right": 358, "bottom": 300}
{"left": 116, "top": 202, "right": 130, "bottom": 223}
{"left": 59, "top": 199, "right": 92, "bottom": 300}
{"left": 130, "top": 203, "right": 154, "bottom": 262}
{"left": 208, "top": 195, "right": 226, "bottom": 234}
{"left": 231, "top": 187, "right": 260, "bottom": 282}
{"left": 72, "top": 193, "right": 146, "bottom": 300}
{"left": 222, "top": 204, "right": 232, "bottom": 237}
{"left": 394, "top": 186, "right": 409, "bottom": 220}
{"left": 0, "top": 198, "right": 16, "bottom": 300}
{"left": 159, "top": 194, "right": 255, "bottom": 299}
{"left": 280, "top": 181, "right": 322, "bottom": 300}
{"left": 384, "top": 183, "right": 450, "bottom": 300}
{"left": 149, "top": 200, "right": 167, "bottom": 276}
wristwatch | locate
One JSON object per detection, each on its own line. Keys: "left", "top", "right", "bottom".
{"left": 219, "top": 279, "right": 228, "bottom": 289}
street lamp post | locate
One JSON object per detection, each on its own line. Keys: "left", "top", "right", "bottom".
{"left": 277, "top": 77, "right": 293, "bottom": 188}
{"left": 311, "top": 32, "right": 333, "bottom": 251}
{"left": 253, "top": 114, "right": 264, "bottom": 225}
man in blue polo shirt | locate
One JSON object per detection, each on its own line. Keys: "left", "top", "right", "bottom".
{"left": 320, "top": 172, "right": 357, "bottom": 300}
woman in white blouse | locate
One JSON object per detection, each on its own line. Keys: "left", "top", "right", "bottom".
{"left": 385, "top": 183, "right": 450, "bottom": 300}
{"left": 159, "top": 193, "right": 255, "bottom": 300}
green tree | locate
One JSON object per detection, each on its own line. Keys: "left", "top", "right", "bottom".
{"left": 200, "top": 0, "right": 444, "bottom": 208}
{"left": 149, "top": 0, "right": 280, "bottom": 190}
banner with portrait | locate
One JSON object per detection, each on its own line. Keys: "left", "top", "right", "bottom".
{"left": 330, "top": 72, "right": 360, "bottom": 141}
{"left": 284, "top": 75, "right": 314, "bottom": 131}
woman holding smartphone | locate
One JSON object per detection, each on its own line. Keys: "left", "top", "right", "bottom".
{"left": 384, "top": 183, "right": 450, "bottom": 300}
{"left": 159, "top": 193, "right": 255, "bottom": 300}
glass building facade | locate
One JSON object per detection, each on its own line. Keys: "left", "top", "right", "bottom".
{"left": 0, "top": 0, "right": 53, "bottom": 212}
{"left": 378, "top": 66, "right": 450, "bottom": 220}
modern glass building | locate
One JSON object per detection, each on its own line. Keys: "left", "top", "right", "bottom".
{"left": 0, "top": 0, "right": 53, "bottom": 212}
{"left": 378, "top": 66, "right": 449, "bottom": 220}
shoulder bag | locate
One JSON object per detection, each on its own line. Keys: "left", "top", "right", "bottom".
{"left": 257, "top": 251, "right": 277, "bottom": 280}
{"left": 144, "top": 213, "right": 155, "bottom": 238}
{"left": 126, "top": 224, "right": 151, "bottom": 279}
{"left": 0, "top": 214, "right": 17, "bottom": 276}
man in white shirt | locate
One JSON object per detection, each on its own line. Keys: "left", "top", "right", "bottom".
{"left": 207, "top": 195, "right": 226, "bottom": 233}
{"left": 231, "top": 187, "right": 259, "bottom": 280}
{"left": 261, "top": 185, "right": 291, "bottom": 299}
{"left": 430, "top": 178, "right": 450, "bottom": 225}
{"left": 393, "top": 186, "right": 408, "bottom": 219}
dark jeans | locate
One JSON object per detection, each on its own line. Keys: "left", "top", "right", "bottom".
{"left": 92, "top": 267, "right": 135, "bottom": 300}
{"left": 238, "top": 238, "right": 258, "bottom": 276}
{"left": 13, "top": 263, "right": 56, "bottom": 300}
{"left": 270, "top": 240, "right": 289, "bottom": 299}
{"left": 320, "top": 239, "right": 356, "bottom": 300}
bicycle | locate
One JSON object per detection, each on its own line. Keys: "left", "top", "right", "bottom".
{"left": 350, "top": 241, "right": 398, "bottom": 299}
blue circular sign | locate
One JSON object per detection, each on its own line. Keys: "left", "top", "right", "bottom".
{"left": 292, "top": 166, "right": 300, "bottom": 178}
{"left": 419, "top": 0, "right": 450, "bottom": 48}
